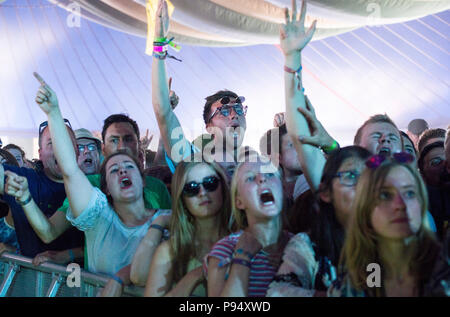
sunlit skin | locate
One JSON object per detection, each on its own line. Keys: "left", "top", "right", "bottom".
{"left": 102, "top": 122, "right": 139, "bottom": 158}
{"left": 371, "top": 166, "right": 422, "bottom": 239}
{"left": 182, "top": 163, "right": 223, "bottom": 219}
{"left": 421, "top": 147, "right": 445, "bottom": 187}
{"left": 5, "top": 148, "right": 24, "bottom": 167}
{"left": 206, "top": 97, "right": 247, "bottom": 151}
{"left": 235, "top": 162, "right": 283, "bottom": 223}
{"left": 280, "top": 133, "right": 302, "bottom": 179}
{"left": 321, "top": 157, "right": 366, "bottom": 229}
{"left": 105, "top": 154, "right": 144, "bottom": 204}
{"left": 358, "top": 122, "right": 402, "bottom": 156}
{"left": 77, "top": 138, "right": 100, "bottom": 175}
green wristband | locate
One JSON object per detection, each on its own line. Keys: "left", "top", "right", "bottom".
{"left": 321, "top": 140, "right": 339, "bottom": 154}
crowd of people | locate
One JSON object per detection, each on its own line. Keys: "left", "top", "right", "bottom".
{"left": 0, "top": 0, "right": 448, "bottom": 297}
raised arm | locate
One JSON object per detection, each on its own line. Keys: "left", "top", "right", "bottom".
{"left": 152, "top": 0, "right": 189, "bottom": 160}
{"left": 4, "top": 170, "right": 71, "bottom": 243}
{"left": 34, "top": 72, "right": 93, "bottom": 218}
{"left": 280, "top": 0, "right": 325, "bottom": 191}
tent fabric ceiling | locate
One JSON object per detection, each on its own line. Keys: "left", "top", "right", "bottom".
{"left": 0, "top": 0, "right": 449, "bottom": 151}
{"left": 46, "top": 0, "right": 450, "bottom": 46}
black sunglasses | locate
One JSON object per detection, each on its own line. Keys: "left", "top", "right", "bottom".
{"left": 39, "top": 118, "right": 72, "bottom": 136}
{"left": 183, "top": 176, "right": 220, "bottom": 197}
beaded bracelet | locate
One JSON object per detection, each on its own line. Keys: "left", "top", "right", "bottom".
{"left": 231, "top": 258, "right": 251, "bottom": 269}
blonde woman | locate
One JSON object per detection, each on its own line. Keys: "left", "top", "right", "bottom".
{"left": 143, "top": 160, "right": 231, "bottom": 296}
{"left": 205, "top": 155, "right": 292, "bottom": 297}
{"left": 329, "top": 156, "right": 447, "bottom": 297}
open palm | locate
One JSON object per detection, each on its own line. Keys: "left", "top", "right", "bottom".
{"left": 280, "top": 0, "right": 316, "bottom": 56}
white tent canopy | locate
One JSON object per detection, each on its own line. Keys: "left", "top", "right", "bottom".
{"left": 0, "top": 0, "right": 449, "bottom": 155}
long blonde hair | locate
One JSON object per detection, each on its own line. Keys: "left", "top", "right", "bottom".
{"left": 169, "top": 160, "right": 231, "bottom": 282}
{"left": 340, "top": 161, "right": 439, "bottom": 296}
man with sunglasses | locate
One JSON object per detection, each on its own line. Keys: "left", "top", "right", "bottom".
{"left": 0, "top": 118, "right": 84, "bottom": 258}
{"left": 152, "top": 1, "right": 248, "bottom": 180}
{"left": 75, "top": 128, "right": 102, "bottom": 175}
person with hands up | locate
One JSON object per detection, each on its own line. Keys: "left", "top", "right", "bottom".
{"left": 152, "top": 0, "right": 248, "bottom": 178}
{"left": 0, "top": 73, "right": 83, "bottom": 259}
{"left": 33, "top": 73, "right": 170, "bottom": 292}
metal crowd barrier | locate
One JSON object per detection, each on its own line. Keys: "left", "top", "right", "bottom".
{"left": 0, "top": 252, "right": 144, "bottom": 297}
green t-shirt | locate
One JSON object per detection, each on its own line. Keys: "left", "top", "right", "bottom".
{"left": 58, "top": 174, "right": 171, "bottom": 213}
{"left": 57, "top": 174, "right": 171, "bottom": 270}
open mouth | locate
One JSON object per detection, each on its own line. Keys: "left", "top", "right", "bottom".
{"left": 378, "top": 147, "right": 391, "bottom": 156}
{"left": 260, "top": 189, "right": 275, "bottom": 205}
{"left": 83, "top": 158, "right": 93, "bottom": 165}
{"left": 119, "top": 177, "right": 132, "bottom": 189}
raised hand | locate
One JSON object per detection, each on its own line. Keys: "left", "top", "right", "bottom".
{"left": 297, "top": 95, "right": 335, "bottom": 149}
{"left": 33, "top": 72, "right": 59, "bottom": 115}
{"left": 280, "top": 0, "right": 317, "bottom": 56}
{"left": 273, "top": 112, "right": 286, "bottom": 127}
{"left": 4, "top": 170, "right": 31, "bottom": 203}
{"left": 154, "top": 0, "right": 169, "bottom": 39}
{"left": 140, "top": 129, "right": 154, "bottom": 150}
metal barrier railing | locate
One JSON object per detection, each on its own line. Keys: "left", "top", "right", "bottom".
{"left": 0, "top": 252, "right": 144, "bottom": 297}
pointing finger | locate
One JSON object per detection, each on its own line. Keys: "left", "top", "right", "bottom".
{"left": 33, "top": 72, "right": 46, "bottom": 86}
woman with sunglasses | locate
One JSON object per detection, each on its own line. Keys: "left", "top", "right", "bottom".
{"left": 205, "top": 152, "right": 292, "bottom": 297}
{"left": 328, "top": 157, "right": 448, "bottom": 297}
{"left": 33, "top": 74, "right": 170, "bottom": 295}
{"left": 143, "top": 159, "right": 231, "bottom": 296}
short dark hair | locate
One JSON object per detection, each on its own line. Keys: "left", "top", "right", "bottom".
{"left": 101, "top": 114, "right": 140, "bottom": 143}
{"left": 3, "top": 144, "right": 26, "bottom": 159}
{"left": 203, "top": 90, "right": 238, "bottom": 125}
{"left": 353, "top": 114, "right": 398, "bottom": 145}
{"left": 418, "top": 128, "right": 446, "bottom": 154}
{"left": 400, "top": 131, "right": 417, "bottom": 155}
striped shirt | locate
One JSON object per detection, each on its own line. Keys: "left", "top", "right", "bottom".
{"left": 204, "top": 231, "right": 284, "bottom": 297}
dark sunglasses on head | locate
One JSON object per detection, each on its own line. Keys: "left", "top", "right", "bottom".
{"left": 39, "top": 118, "right": 72, "bottom": 136}
{"left": 366, "top": 152, "right": 414, "bottom": 169}
{"left": 183, "top": 176, "right": 220, "bottom": 197}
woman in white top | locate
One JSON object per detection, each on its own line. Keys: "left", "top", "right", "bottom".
{"left": 33, "top": 73, "right": 168, "bottom": 294}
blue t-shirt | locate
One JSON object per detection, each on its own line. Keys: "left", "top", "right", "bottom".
{"left": 1, "top": 165, "right": 84, "bottom": 257}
